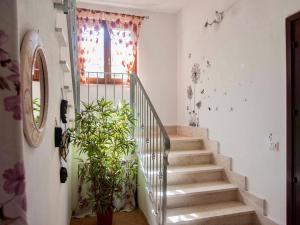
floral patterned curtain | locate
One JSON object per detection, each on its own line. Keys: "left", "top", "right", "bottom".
{"left": 76, "top": 8, "right": 144, "bottom": 82}
{"left": 105, "top": 13, "right": 142, "bottom": 74}
{"left": 0, "top": 1, "right": 27, "bottom": 224}
{"left": 76, "top": 10, "right": 104, "bottom": 83}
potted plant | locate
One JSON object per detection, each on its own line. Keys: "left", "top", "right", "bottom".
{"left": 70, "top": 99, "right": 136, "bottom": 225}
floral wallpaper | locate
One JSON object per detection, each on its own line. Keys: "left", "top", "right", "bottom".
{"left": 0, "top": 1, "right": 27, "bottom": 224}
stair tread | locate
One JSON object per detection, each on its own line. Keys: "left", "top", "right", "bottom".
{"left": 166, "top": 201, "right": 255, "bottom": 224}
{"left": 169, "top": 150, "right": 212, "bottom": 156}
{"left": 169, "top": 135, "right": 202, "bottom": 142}
{"left": 168, "top": 164, "right": 223, "bottom": 174}
{"left": 167, "top": 181, "right": 238, "bottom": 196}
{"left": 145, "top": 150, "right": 211, "bottom": 158}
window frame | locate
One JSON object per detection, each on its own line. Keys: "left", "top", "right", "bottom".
{"left": 83, "top": 22, "right": 136, "bottom": 85}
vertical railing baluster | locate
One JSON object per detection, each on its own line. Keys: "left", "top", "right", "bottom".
{"left": 139, "top": 85, "right": 142, "bottom": 153}
{"left": 149, "top": 104, "right": 151, "bottom": 183}
{"left": 113, "top": 73, "right": 116, "bottom": 104}
{"left": 130, "top": 74, "right": 135, "bottom": 111}
{"left": 137, "top": 83, "right": 139, "bottom": 151}
{"left": 152, "top": 115, "right": 155, "bottom": 195}
{"left": 135, "top": 84, "right": 141, "bottom": 149}
{"left": 142, "top": 87, "right": 144, "bottom": 160}
{"left": 135, "top": 80, "right": 137, "bottom": 146}
{"left": 148, "top": 104, "right": 151, "bottom": 184}
{"left": 122, "top": 73, "right": 124, "bottom": 101}
{"left": 146, "top": 103, "right": 149, "bottom": 181}
{"left": 149, "top": 107, "right": 152, "bottom": 190}
{"left": 87, "top": 72, "right": 90, "bottom": 104}
{"left": 138, "top": 84, "right": 141, "bottom": 152}
{"left": 96, "top": 72, "right": 99, "bottom": 101}
{"left": 150, "top": 110, "right": 152, "bottom": 192}
{"left": 156, "top": 121, "right": 159, "bottom": 214}
{"left": 148, "top": 105, "right": 151, "bottom": 185}
{"left": 159, "top": 130, "right": 163, "bottom": 224}
{"left": 104, "top": 72, "right": 107, "bottom": 100}
{"left": 142, "top": 93, "right": 146, "bottom": 168}
{"left": 135, "top": 78, "right": 138, "bottom": 119}
{"left": 162, "top": 136, "right": 168, "bottom": 225}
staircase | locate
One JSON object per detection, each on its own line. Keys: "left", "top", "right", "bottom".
{"left": 165, "top": 131, "right": 256, "bottom": 225}
{"left": 129, "top": 75, "right": 272, "bottom": 225}
{"left": 63, "top": 1, "right": 277, "bottom": 223}
{"left": 76, "top": 72, "right": 275, "bottom": 225}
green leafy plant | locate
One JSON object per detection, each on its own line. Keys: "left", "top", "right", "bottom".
{"left": 69, "top": 99, "right": 136, "bottom": 215}
{"left": 32, "top": 98, "right": 40, "bottom": 124}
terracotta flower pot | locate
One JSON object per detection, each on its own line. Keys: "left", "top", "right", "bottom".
{"left": 97, "top": 208, "right": 113, "bottom": 225}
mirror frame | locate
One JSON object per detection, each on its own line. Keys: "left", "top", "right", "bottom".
{"left": 21, "top": 31, "right": 49, "bottom": 147}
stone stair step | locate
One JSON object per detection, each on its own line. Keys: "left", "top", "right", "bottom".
{"left": 169, "top": 135, "right": 204, "bottom": 150}
{"left": 166, "top": 201, "right": 255, "bottom": 225}
{"left": 168, "top": 164, "right": 224, "bottom": 174}
{"left": 167, "top": 164, "right": 225, "bottom": 185}
{"left": 166, "top": 181, "right": 238, "bottom": 208}
{"left": 168, "top": 150, "right": 213, "bottom": 166}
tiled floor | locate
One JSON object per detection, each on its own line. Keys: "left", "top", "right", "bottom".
{"left": 70, "top": 209, "right": 149, "bottom": 225}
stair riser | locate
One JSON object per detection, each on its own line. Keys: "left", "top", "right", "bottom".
{"left": 143, "top": 153, "right": 213, "bottom": 167}
{"left": 167, "top": 190, "right": 238, "bottom": 209}
{"left": 167, "top": 213, "right": 254, "bottom": 225}
{"left": 167, "top": 171, "right": 225, "bottom": 185}
{"left": 171, "top": 140, "right": 203, "bottom": 151}
{"left": 168, "top": 154, "right": 212, "bottom": 166}
{"left": 165, "top": 126, "right": 208, "bottom": 139}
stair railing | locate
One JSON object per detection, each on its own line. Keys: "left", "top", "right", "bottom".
{"left": 80, "top": 71, "right": 170, "bottom": 225}
{"left": 81, "top": 72, "right": 131, "bottom": 104}
{"left": 130, "top": 74, "right": 170, "bottom": 225}
{"left": 56, "top": 1, "right": 170, "bottom": 221}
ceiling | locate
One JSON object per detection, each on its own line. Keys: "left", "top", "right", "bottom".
{"left": 77, "top": 0, "right": 189, "bottom": 13}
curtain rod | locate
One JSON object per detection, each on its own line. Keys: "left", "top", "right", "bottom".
{"left": 77, "top": 7, "right": 150, "bottom": 20}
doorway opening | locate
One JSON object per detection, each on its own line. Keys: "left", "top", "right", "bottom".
{"left": 286, "top": 10, "right": 300, "bottom": 225}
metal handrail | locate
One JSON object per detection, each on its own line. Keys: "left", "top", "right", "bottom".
{"left": 130, "top": 73, "right": 170, "bottom": 225}
{"left": 131, "top": 74, "right": 170, "bottom": 148}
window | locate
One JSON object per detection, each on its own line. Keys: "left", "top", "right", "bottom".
{"left": 76, "top": 8, "right": 143, "bottom": 85}
{"left": 80, "top": 24, "right": 105, "bottom": 79}
{"left": 80, "top": 23, "right": 135, "bottom": 84}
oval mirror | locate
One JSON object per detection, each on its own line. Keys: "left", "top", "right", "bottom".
{"left": 21, "top": 31, "right": 49, "bottom": 147}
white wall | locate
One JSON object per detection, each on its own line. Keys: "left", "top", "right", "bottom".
{"left": 137, "top": 163, "right": 158, "bottom": 225}
{"left": 77, "top": 2, "right": 178, "bottom": 125}
{"left": 177, "top": 0, "right": 300, "bottom": 224}
{"left": 17, "top": 0, "right": 74, "bottom": 224}
{"left": 138, "top": 11, "right": 177, "bottom": 125}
